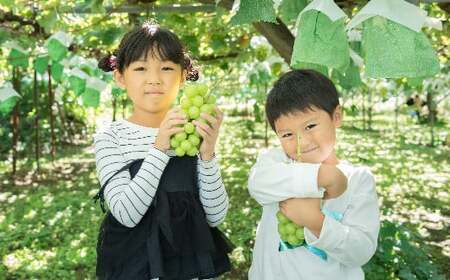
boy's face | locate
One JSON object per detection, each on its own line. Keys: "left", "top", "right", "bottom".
{"left": 274, "top": 106, "right": 342, "bottom": 164}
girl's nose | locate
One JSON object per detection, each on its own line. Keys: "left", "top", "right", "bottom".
{"left": 146, "top": 71, "right": 161, "bottom": 85}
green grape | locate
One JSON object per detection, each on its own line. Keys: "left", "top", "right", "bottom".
{"left": 175, "top": 147, "right": 186, "bottom": 157}
{"left": 295, "top": 228, "right": 305, "bottom": 240}
{"left": 170, "top": 138, "right": 180, "bottom": 149}
{"left": 188, "top": 134, "right": 201, "bottom": 146}
{"left": 188, "top": 106, "right": 200, "bottom": 119}
{"left": 186, "top": 146, "right": 198, "bottom": 157}
{"left": 184, "top": 122, "right": 195, "bottom": 134}
{"left": 200, "top": 104, "right": 215, "bottom": 115}
{"left": 192, "top": 95, "right": 204, "bottom": 107}
{"left": 171, "top": 83, "right": 217, "bottom": 157}
{"left": 196, "top": 84, "right": 208, "bottom": 96}
{"left": 280, "top": 230, "right": 290, "bottom": 242}
{"left": 185, "top": 86, "right": 199, "bottom": 98}
{"left": 206, "top": 94, "right": 216, "bottom": 104}
{"left": 276, "top": 211, "right": 289, "bottom": 224}
{"left": 180, "top": 97, "right": 192, "bottom": 110}
{"left": 287, "top": 235, "right": 300, "bottom": 246}
{"left": 175, "top": 132, "right": 187, "bottom": 142}
{"left": 180, "top": 140, "right": 192, "bottom": 151}
{"left": 285, "top": 223, "right": 296, "bottom": 235}
{"left": 278, "top": 224, "right": 287, "bottom": 236}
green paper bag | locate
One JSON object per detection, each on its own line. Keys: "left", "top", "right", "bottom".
{"left": 333, "top": 62, "right": 362, "bottom": 90}
{"left": 362, "top": 16, "right": 440, "bottom": 79}
{"left": 291, "top": 10, "right": 350, "bottom": 72}
{"left": 34, "top": 55, "right": 49, "bottom": 74}
{"left": 279, "top": 0, "right": 307, "bottom": 23}
{"left": 68, "top": 68, "right": 88, "bottom": 96}
{"left": 0, "top": 96, "right": 18, "bottom": 116}
{"left": 51, "top": 62, "right": 64, "bottom": 82}
{"left": 0, "top": 83, "right": 20, "bottom": 116}
{"left": 291, "top": 61, "right": 328, "bottom": 77}
{"left": 231, "top": 0, "right": 277, "bottom": 25}
{"left": 47, "top": 38, "right": 68, "bottom": 62}
{"left": 82, "top": 77, "right": 107, "bottom": 108}
{"left": 407, "top": 77, "right": 424, "bottom": 87}
{"left": 8, "top": 48, "right": 29, "bottom": 68}
{"left": 69, "top": 76, "right": 86, "bottom": 96}
{"left": 82, "top": 88, "right": 100, "bottom": 108}
{"left": 46, "top": 32, "right": 72, "bottom": 62}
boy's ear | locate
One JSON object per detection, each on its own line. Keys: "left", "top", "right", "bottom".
{"left": 333, "top": 105, "right": 343, "bottom": 128}
{"left": 113, "top": 70, "right": 126, "bottom": 89}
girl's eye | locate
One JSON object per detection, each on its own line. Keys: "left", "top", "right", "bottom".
{"left": 281, "top": 133, "right": 293, "bottom": 138}
{"left": 305, "top": 124, "right": 317, "bottom": 131}
{"left": 162, "top": 67, "right": 174, "bottom": 71}
{"left": 134, "top": 67, "right": 146, "bottom": 71}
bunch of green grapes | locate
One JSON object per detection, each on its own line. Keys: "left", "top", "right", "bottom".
{"left": 277, "top": 211, "right": 305, "bottom": 246}
{"left": 170, "top": 83, "right": 217, "bottom": 157}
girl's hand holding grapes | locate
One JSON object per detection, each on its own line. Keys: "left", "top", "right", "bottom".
{"left": 154, "top": 108, "right": 187, "bottom": 152}
{"left": 192, "top": 107, "right": 223, "bottom": 161}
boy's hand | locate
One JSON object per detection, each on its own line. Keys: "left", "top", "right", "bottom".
{"left": 154, "top": 108, "right": 187, "bottom": 152}
{"left": 192, "top": 107, "right": 224, "bottom": 161}
{"left": 318, "top": 164, "right": 348, "bottom": 199}
{"left": 279, "top": 198, "right": 325, "bottom": 237}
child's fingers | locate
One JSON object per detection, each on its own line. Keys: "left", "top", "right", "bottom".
{"left": 167, "top": 111, "right": 187, "bottom": 120}
{"left": 200, "top": 113, "right": 218, "bottom": 130}
{"left": 168, "top": 127, "right": 185, "bottom": 136}
{"left": 214, "top": 107, "right": 224, "bottom": 122}
{"left": 193, "top": 120, "right": 213, "bottom": 136}
{"left": 167, "top": 119, "right": 187, "bottom": 128}
{"left": 195, "top": 124, "right": 211, "bottom": 138}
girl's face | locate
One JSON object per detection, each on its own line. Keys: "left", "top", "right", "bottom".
{"left": 114, "top": 50, "right": 186, "bottom": 114}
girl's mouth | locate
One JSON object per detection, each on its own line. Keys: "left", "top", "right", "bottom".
{"left": 144, "top": 91, "right": 164, "bottom": 95}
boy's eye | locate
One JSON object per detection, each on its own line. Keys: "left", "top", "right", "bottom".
{"left": 134, "top": 67, "right": 146, "bottom": 71}
{"left": 281, "top": 133, "right": 293, "bottom": 138}
{"left": 305, "top": 124, "right": 317, "bottom": 131}
{"left": 162, "top": 67, "right": 174, "bottom": 71}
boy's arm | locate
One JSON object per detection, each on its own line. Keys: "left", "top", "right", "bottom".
{"left": 304, "top": 167, "right": 380, "bottom": 267}
{"left": 247, "top": 149, "right": 324, "bottom": 205}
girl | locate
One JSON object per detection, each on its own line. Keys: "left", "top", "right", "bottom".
{"left": 93, "top": 22, "right": 232, "bottom": 280}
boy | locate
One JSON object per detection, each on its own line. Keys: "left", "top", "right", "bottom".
{"left": 248, "top": 69, "right": 380, "bottom": 279}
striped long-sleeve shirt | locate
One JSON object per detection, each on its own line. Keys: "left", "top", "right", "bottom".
{"left": 93, "top": 119, "right": 229, "bottom": 228}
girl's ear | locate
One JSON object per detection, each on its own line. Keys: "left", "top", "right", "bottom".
{"left": 333, "top": 105, "right": 343, "bottom": 128}
{"left": 114, "top": 70, "right": 126, "bottom": 89}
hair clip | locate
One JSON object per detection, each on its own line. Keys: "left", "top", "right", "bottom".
{"left": 109, "top": 55, "right": 117, "bottom": 70}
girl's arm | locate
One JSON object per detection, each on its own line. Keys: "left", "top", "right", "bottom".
{"left": 94, "top": 130, "right": 169, "bottom": 228}
{"left": 197, "top": 156, "right": 229, "bottom": 227}
{"left": 303, "top": 167, "right": 380, "bottom": 267}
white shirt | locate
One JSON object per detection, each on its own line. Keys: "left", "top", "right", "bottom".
{"left": 93, "top": 119, "right": 228, "bottom": 228}
{"left": 248, "top": 148, "right": 380, "bottom": 280}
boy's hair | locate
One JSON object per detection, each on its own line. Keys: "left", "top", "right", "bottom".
{"left": 98, "top": 21, "right": 198, "bottom": 81}
{"left": 265, "top": 69, "right": 340, "bottom": 131}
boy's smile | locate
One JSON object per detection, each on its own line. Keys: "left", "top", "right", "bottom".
{"left": 274, "top": 106, "right": 342, "bottom": 164}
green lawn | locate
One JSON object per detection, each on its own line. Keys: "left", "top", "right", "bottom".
{"left": 0, "top": 113, "right": 449, "bottom": 279}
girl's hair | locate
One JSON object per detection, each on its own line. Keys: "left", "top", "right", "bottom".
{"left": 98, "top": 22, "right": 199, "bottom": 81}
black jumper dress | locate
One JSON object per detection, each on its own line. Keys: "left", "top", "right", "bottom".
{"left": 94, "top": 155, "right": 233, "bottom": 280}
